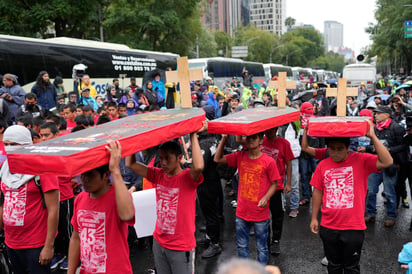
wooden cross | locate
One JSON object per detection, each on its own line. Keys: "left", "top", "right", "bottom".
{"left": 267, "top": 72, "right": 296, "bottom": 108}
{"left": 326, "top": 78, "right": 358, "bottom": 116}
{"left": 166, "top": 56, "right": 203, "bottom": 109}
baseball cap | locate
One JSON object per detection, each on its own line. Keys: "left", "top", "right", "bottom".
{"left": 375, "top": 105, "right": 391, "bottom": 114}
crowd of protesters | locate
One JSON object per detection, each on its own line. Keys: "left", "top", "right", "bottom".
{"left": 0, "top": 68, "right": 412, "bottom": 274}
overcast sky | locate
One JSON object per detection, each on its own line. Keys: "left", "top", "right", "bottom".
{"left": 286, "top": 0, "right": 377, "bottom": 55}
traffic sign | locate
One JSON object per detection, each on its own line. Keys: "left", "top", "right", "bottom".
{"left": 232, "top": 46, "right": 248, "bottom": 58}
{"left": 405, "top": 33, "right": 412, "bottom": 38}
{"left": 405, "top": 27, "right": 412, "bottom": 32}
{"left": 405, "top": 20, "right": 412, "bottom": 27}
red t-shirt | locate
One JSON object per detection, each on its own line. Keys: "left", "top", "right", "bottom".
{"left": 71, "top": 186, "right": 134, "bottom": 274}
{"left": 226, "top": 150, "right": 280, "bottom": 222}
{"left": 310, "top": 152, "right": 378, "bottom": 230}
{"left": 1, "top": 175, "right": 59, "bottom": 249}
{"left": 147, "top": 167, "right": 203, "bottom": 251}
{"left": 261, "top": 137, "right": 294, "bottom": 189}
{"left": 0, "top": 142, "right": 6, "bottom": 164}
{"left": 66, "top": 119, "right": 76, "bottom": 132}
{"left": 58, "top": 176, "right": 74, "bottom": 201}
{"left": 315, "top": 148, "right": 328, "bottom": 160}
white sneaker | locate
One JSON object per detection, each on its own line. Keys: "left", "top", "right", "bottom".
{"left": 231, "top": 200, "right": 237, "bottom": 208}
{"left": 321, "top": 256, "right": 328, "bottom": 266}
{"left": 289, "top": 209, "right": 299, "bottom": 218}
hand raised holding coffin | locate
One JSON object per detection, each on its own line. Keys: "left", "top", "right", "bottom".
{"left": 106, "top": 141, "right": 122, "bottom": 174}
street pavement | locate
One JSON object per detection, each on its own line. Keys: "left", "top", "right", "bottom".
{"left": 54, "top": 184, "right": 410, "bottom": 273}
{"left": 128, "top": 184, "right": 409, "bottom": 274}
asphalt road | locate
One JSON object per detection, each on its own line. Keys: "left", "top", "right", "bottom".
{"left": 54, "top": 184, "right": 410, "bottom": 274}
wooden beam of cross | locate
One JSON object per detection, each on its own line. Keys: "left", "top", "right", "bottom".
{"left": 326, "top": 78, "right": 358, "bottom": 116}
{"left": 267, "top": 72, "right": 296, "bottom": 108}
{"left": 166, "top": 57, "right": 203, "bottom": 109}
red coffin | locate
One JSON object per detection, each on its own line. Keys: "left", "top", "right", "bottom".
{"left": 7, "top": 108, "right": 206, "bottom": 176}
{"left": 207, "top": 107, "right": 300, "bottom": 136}
{"left": 308, "top": 116, "right": 370, "bottom": 137}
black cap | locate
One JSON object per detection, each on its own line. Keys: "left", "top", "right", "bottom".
{"left": 375, "top": 105, "right": 391, "bottom": 114}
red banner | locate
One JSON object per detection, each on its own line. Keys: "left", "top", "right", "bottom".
{"left": 7, "top": 108, "right": 206, "bottom": 176}
{"left": 308, "top": 116, "right": 370, "bottom": 137}
{"left": 207, "top": 107, "right": 300, "bottom": 136}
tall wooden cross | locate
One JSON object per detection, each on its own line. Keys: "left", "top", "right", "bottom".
{"left": 267, "top": 72, "right": 296, "bottom": 108}
{"left": 326, "top": 78, "right": 358, "bottom": 116}
{"left": 166, "top": 57, "right": 203, "bottom": 108}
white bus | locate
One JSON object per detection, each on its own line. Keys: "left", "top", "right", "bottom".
{"left": 263, "top": 63, "right": 294, "bottom": 82}
{"left": 343, "top": 63, "right": 376, "bottom": 92}
{"left": 188, "top": 57, "right": 265, "bottom": 88}
{"left": 0, "top": 34, "right": 178, "bottom": 94}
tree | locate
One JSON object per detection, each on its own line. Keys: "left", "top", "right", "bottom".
{"left": 0, "top": 0, "right": 101, "bottom": 38}
{"left": 280, "top": 27, "right": 325, "bottom": 66}
{"left": 233, "top": 25, "right": 279, "bottom": 63}
{"left": 367, "top": 0, "right": 412, "bottom": 75}
{"left": 214, "top": 31, "right": 232, "bottom": 57}
{"left": 104, "top": 0, "right": 202, "bottom": 55}
{"left": 285, "top": 17, "right": 296, "bottom": 32}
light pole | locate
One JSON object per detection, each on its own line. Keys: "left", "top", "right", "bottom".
{"left": 286, "top": 49, "right": 300, "bottom": 66}
{"left": 270, "top": 45, "right": 284, "bottom": 63}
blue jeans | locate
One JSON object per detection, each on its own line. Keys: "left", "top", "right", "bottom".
{"left": 236, "top": 217, "right": 269, "bottom": 264}
{"left": 299, "top": 156, "right": 317, "bottom": 200}
{"left": 366, "top": 169, "right": 398, "bottom": 219}
{"left": 288, "top": 158, "right": 300, "bottom": 209}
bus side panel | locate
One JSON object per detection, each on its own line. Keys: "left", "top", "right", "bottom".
{"left": 0, "top": 39, "right": 47, "bottom": 89}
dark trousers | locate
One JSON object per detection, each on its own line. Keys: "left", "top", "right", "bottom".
{"left": 54, "top": 198, "right": 74, "bottom": 255}
{"left": 319, "top": 226, "right": 364, "bottom": 274}
{"left": 197, "top": 179, "right": 223, "bottom": 244}
{"left": 7, "top": 246, "right": 51, "bottom": 274}
{"left": 269, "top": 190, "right": 284, "bottom": 242}
{"left": 396, "top": 162, "right": 412, "bottom": 206}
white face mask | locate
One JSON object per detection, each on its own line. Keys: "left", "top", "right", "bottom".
{"left": 4, "top": 145, "right": 25, "bottom": 153}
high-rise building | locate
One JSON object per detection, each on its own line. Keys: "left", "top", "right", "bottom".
{"left": 202, "top": 0, "right": 242, "bottom": 37}
{"left": 201, "top": 0, "right": 285, "bottom": 36}
{"left": 249, "top": 0, "right": 286, "bottom": 36}
{"left": 324, "top": 21, "right": 343, "bottom": 52}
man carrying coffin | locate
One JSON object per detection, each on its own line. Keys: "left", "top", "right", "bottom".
{"left": 310, "top": 121, "right": 393, "bottom": 273}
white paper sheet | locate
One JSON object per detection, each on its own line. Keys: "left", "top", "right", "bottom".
{"left": 132, "top": 189, "right": 157, "bottom": 238}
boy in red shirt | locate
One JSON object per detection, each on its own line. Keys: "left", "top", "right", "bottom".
{"left": 310, "top": 121, "right": 393, "bottom": 273}
{"left": 63, "top": 104, "right": 77, "bottom": 132}
{"left": 215, "top": 132, "right": 280, "bottom": 265}
{"left": 125, "top": 123, "right": 206, "bottom": 274}
{"left": 68, "top": 141, "right": 135, "bottom": 274}
{"left": 261, "top": 127, "right": 294, "bottom": 255}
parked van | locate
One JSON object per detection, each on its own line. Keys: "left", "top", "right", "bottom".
{"left": 343, "top": 63, "right": 376, "bottom": 93}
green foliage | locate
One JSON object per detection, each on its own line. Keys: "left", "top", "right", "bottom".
{"left": 310, "top": 52, "right": 346, "bottom": 73}
{"left": 367, "top": 0, "right": 412, "bottom": 74}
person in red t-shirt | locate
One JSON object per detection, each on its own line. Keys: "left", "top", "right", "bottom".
{"left": 215, "top": 132, "right": 280, "bottom": 265}
{"left": 107, "top": 102, "right": 119, "bottom": 121}
{"left": 261, "top": 127, "right": 294, "bottom": 256}
{"left": 310, "top": 121, "right": 393, "bottom": 273}
{"left": 40, "top": 121, "right": 75, "bottom": 270}
{"left": 0, "top": 125, "right": 60, "bottom": 274}
{"left": 125, "top": 122, "right": 206, "bottom": 274}
{"left": 68, "top": 141, "right": 135, "bottom": 274}
{"left": 63, "top": 103, "right": 77, "bottom": 132}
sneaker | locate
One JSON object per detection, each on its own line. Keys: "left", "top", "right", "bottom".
{"left": 289, "top": 209, "right": 299, "bottom": 218}
{"left": 197, "top": 234, "right": 210, "bottom": 246}
{"left": 321, "top": 256, "right": 328, "bottom": 266}
{"left": 364, "top": 216, "right": 376, "bottom": 223}
{"left": 270, "top": 240, "right": 280, "bottom": 255}
{"left": 384, "top": 219, "right": 395, "bottom": 227}
{"left": 231, "top": 200, "right": 237, "bottom": 208}
{"left": 59, "top": 258, "right": 68, "bottom": 270}
{"left": 402, "top": 198, "right": 410, "bottom": 208}
{"left": 50, "top": 254, "right": 66, "bottom": 270}
{"left": 201, "top": 243, "right": 222, "bottom": 258}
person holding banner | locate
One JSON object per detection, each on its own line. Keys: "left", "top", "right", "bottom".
{"left": 68, "top": 141, "right": 135, "bottom": 274}
{"left": 125, "top": 122, "right": 207, "bottom": 274}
